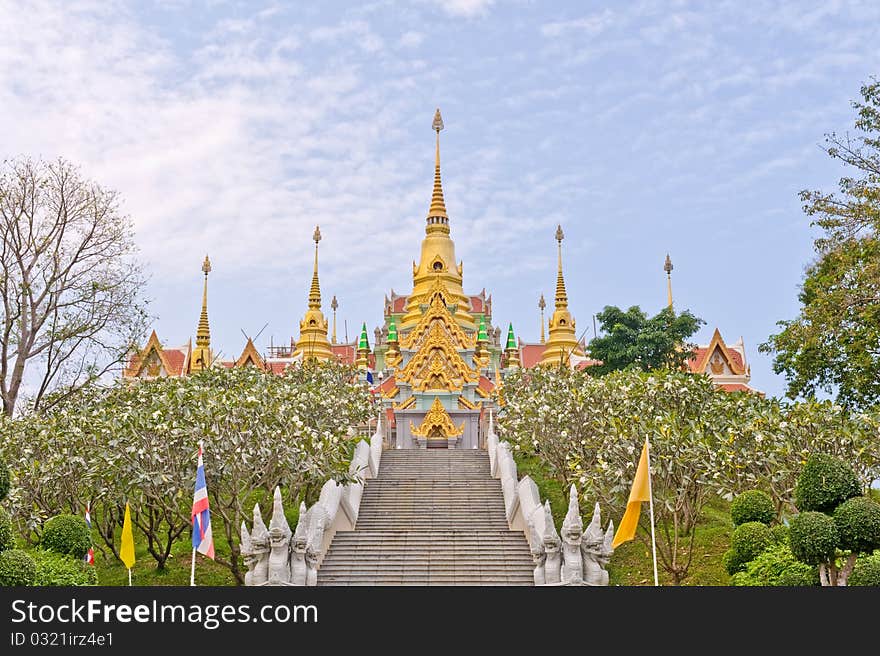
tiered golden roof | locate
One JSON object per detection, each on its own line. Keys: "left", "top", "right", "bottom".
{"left": 410, "top": 397, "right": 465, "bottom": 439}
{"left": 539, "top": 225, "right": 585, "bottom": 366}
{"left": 293, "top": 226, "right": 333, "bottom": 361}
{"left": 190, "top": 255, "right": 213, "bottom": 373}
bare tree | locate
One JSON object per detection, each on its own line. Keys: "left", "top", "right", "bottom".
{"left": 0, "top": 157, "right": 148, "bottom": 416}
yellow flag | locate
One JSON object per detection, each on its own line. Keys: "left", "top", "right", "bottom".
{"left": 120, "top": 501, "right": 136, "bottom": 569}
{"left": 612, "top": 437, "right": 651, "bottom": 549}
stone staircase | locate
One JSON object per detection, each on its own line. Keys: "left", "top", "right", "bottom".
{"left": 317, "top": 449, "right": 535, "bottom": 586}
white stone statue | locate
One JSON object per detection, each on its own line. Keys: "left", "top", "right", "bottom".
{"left": 290, "top": 501, "right": 309, "bottom": 586}
{"left": 542, "top": 501, "right": 562, "bottom": 584}
{"left": 581, "top": 503, "right": 614, "bottom": 586}
{"left": 305, "top": 503, "right": 330, "bottom": 587}
{"left": 560, "top": 485, "right": 584, "bottom": 585}
{"left": 249, "top": 503, "right": 270, "bottom": 586}
{"left": 529, "top": 520, "right": 547, "bottom": 585}
{"left": 267, "top": 486, "right": 293, "bottom": 585}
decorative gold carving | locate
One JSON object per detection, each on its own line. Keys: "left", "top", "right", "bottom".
{"left": 394, "top": 396, "right": 416, "bottom": 410}
{"left": 235, "top": 337, "right": 265, "bottom": 369}
{"left": 381, "top": 385, "right": 400, "bottom": 400}
{"left": 693, "top": 328, "right": 745, "bottom": 376}
{"left": 475, "top": 385, "right": 489, "bottom": 399}
{"left": 457, "top": 395, "right": 477, "bottom": 410}
{"left": 710, "top": 352, "right": 724, "bottom": 375}
{"left": 396, "top": 320, "right": 479, "bottom": 392}
{"left": 410, "top": 397, "right": 464, "bottom": 439}
{"left": 400, "top": 278, "right": 473, "bottom": 351}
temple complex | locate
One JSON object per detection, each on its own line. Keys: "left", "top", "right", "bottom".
{"left": 124, "top": 109, "right": 759, "bottom": 443}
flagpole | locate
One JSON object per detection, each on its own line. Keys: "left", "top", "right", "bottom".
{"left": 646, "top": 437, "right": 659, "bottom": 586}
{"left": 190, "top": 548, "right": 197, "bottom": 586}
{"left": 128, "top": 568, "right": 132, "bottom": 587}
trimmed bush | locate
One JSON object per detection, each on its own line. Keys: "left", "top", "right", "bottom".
{"left": 849, "top": 553, "right": 880, "bottom": 586}
{"left": 41, "top": 514, "right": 91, "bottom": 559}
{"left": 0, "top": 458, "right": 9, "bottom": 503}
{"left": 32, "top": 550, "right": 97, "bottom": 586}
{"left": 0, "top": 507, "right": 14, "bottom": 552}
{"left": 833, "top": 496, "right": 880, "bottom": 554}
{"left": 730, "top": 490, "right": 775, "bottom": 526}
{"left": 0, "top": 549, "right": 36, "bottom": 586}
{"left": 723, "top": 521, "right": 772, "bottom": 575}
{"left": 769, "top": 524, "right": 790, "bottom": 546}
{"left": 730, "top": 543, "right": 818, "bottom": 586}
{"left": 794, "top": 454, "right": 860, "bottom": 513}
{"left": 789, "top": 511, "right": 838, "bottom": 566}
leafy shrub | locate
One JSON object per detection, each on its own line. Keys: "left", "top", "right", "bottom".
{"left": 0, "top": 507, "right": 14, "bottom": 552}
{"left": 833, "top": 496, "right": 880, "bottom": 553}
{"left": 730, "top": 490, "right": 775, "bottom": 526}
{"left": 794, "top": 454, "right": 860, "bottom": 513}
{"left": 789, "top": 511, "right": 838, "bottom": 565}
{"left": 724, "top": 521, "right": 772, "bottom": 575}
{"left": 0, "top": 457, "right": 9, "bottom": 503}
{"left": 730, "top": 543, "right": 818, "bottom": 586}
{"left": 0, "top": 549, "right": 36, "bottom": 586}
{"left": 849, "top": 552, "right": 880, "bottom": 586}
{"left": 41, "top": 514, "right": 91, "bottom": 559}
{"left": 769, "top": 524, "right": 789, "bottom": 546}
{"left": 31, "top": 550, "right": 97, "bottom": 586}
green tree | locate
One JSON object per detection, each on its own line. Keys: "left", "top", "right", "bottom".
{"left": 586, "top": 306, "right": 704, "bottom": 376}
{"left": 761, "top": 79, "right": 880, "bottom": 410}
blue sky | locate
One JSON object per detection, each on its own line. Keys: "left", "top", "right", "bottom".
{"left": 2, "top": 0, "right": 879, "bottom": 398}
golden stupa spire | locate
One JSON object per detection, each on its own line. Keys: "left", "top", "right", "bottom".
{"left": 664, "top": 253, "right": 674, "bottom": 309}
{"left": 293, "top": 226, "right": 333, "bottom": 361}
{"left": 539, "top": 224, "right": 585, "bottom": 366}
{"left": 555, "top": 225, "right": 568, "bottom": 307}
{"left": 427, "top": 108, "right": 448, "bottom": 227}
{"left": 538, "top": 293, "right": 546, "bottom": 343}
{"left": 309, "top": 226, "right": 322, "bottom": 309}
{"left": 190, "top": 255, "right": 212, "bottom": 372}
{"left": 331, "top": 295, "right": 338, "bottom": 344}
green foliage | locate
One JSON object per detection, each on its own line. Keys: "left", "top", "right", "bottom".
{"left": 760, "top": 79, "right": 880, "bottom": 410}
{"left": 41, "top": 514, "right": 91, "bottom": 559}
{"left": 0, "top": 508, "right": 14, "bottom": 552}
{"left": 794, "top": 454, "right": 861, "bottom": 513}
{"left": 0, "top": 457, "right": 9, "bottom": 502}
{"left": 32, "top": 550, "right": 97, "bottom": 586}
{"left": 848, "top": 552, "right": 880, "bottom": 586}
{"left": 789, "top": 511, "right": 839, "bottom": 566}
{"left": 730, "top": 543, "right": 818, "bottom": 586}
{"left": 0, "top": 549, "right": 36, "bottom": 586}
{"left": 586, "top": 306, "right": 704, "bottom": 376}
{"left": 833, "top": 496, "right": 880, "bottom": 554}
{"left": 724, "top": 522, "right": 772, "bottom": 575}
{"left": 769, "top": 524, "right": 790, "bottom": 546}
{"left": 730, "top": 490, "right": 775, "bottom": 526}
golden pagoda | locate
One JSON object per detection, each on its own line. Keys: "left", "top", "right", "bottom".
{"left": 399, "top": 109, "right": 475, "bottom": 333}
{"left": 539, "top": 225, "right": 585, "bottom": 366}
{"left": 189, "top": 255, "right": 213, "bottom": 373}
{"left": 292, "top": 226, "right": 333, "bottom": 362}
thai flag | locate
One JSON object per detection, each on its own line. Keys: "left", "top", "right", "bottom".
{"left": 84, "top": 504, "right": 95, "bottom": 566}
{"left": 191, "top": 443, "right": 215, "bottom": 559}
{"left": 366, "top": 370, "right": 374, "bottom": 385}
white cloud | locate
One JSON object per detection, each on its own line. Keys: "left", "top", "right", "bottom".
{"left": 540, "top": 9, "right": 615, "bottom": 38}
{"left": 398, "top": 30, "right": 425, "bottom": 48}
{"left": 432, "top": 0, "right": 495, "bottom": 19}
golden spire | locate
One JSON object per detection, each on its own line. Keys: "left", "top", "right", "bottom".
{"left": 538, "top": 293, "right": 546, "bottom": 344}
{"left": 190, "top": 255, "right": 212, "bottom": 372}
{"left": 427, "top": 108, "right": 448, "bottom": 227}
{"left": 555, "top": 224, "right": 568, "bottom": 308}
{"left": 309, "top": 226, "right": 322, "bottom": 309}
{"left": 664, "top": 253, "right": 674, "bottom": 309}
{"left": 331, "top": 295, "right": 338, "bottom": 344}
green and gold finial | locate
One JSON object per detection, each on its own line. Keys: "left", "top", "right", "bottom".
{"left": 539, "top": 293, "right": 546, "bottom": 343}
{"left": 477, "top": 314, "right": 488, "bottom": 342}
{"left": 388, "top": 315, "right": 398, "bottom": 342}
{"left": 330, "top": 295, "right": 338, "bottom": 344}
{"left": 555, "top": 224, "right": 567, "bottom": 308}
{"left": 506, "top": 323, "right": 517, "bottom": 350}
{"left": 358, "top": 322, "right": 370, "bottom": 351}
{"left": 505, "top": 322, "right": 521, "bottom": 369}
{"left": 356, "top": 322, "right": 370, "bottom": 369}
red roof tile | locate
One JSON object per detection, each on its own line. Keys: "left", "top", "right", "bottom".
{"left": 520, "top": 344, "right": 546, "bottom": 368}
{"left": 470, "top": 296, "right": 483, "bottom": 313}
{"left": 575, "top": 359, "right": 601, "bottom": 370}
{"left": 377, "top": 376, "right": 397, "bottom": 395}
{"left": 266, "top": 361, "right": 288, "bottom": 375}
{"left": 478, "top": 376, "right": 495, "bottom": 393}
{"left": 163, "top": 349, "right": 187, "bottom": 376}
{"left": 332, "top": 344, "right": 356, "bottom": 365}
{"left": 392, "top": 296, "right": 408, "bottom": 313}
{"left": 688, "top": 346, "right": 745, "bottom": 373}
{"left": 718, "top": 383, "right": 757, "bottom": 394}
{"left": 386, "top": 407, "right": 396, "bottom": 428}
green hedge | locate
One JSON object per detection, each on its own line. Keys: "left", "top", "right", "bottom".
{"left": 723, "top": 521, "right": 772, "bottom": 575}
{"left": 0, "top": 549, "right": 36, "bottom": 586}
{"left": 0, "top": 507, "right": 13, "bottom": 552}
{"left": 849, "top": 552, "right": 880, "bottom": 586}
{"left": 41, "top": 514, "right": 91, "bottom": 559}
{"left": 730, "top": 543, "right": 818, "bottom": 586}
{"left": 794, "top": 454, "right": 861, "bottom": 514}
{"left": 32, "top": 550, "right": 97, "bottom": 586}
{"left": 730, "top": 490, "right": 775, "bottom": 526}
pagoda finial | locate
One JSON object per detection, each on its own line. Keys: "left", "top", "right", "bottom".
{"left": 664, "top": 253, "right": 674, "bottom": 309}
{"left": 191, "top": 255, "right": 212, "bottom": 372}
{"left": 538, "top": 294, "right": 546, "bottom": 344}
{"left": 356, "top": 322, "right": 370, "bottom": 369}
{"left": 504, "top": 322, "right": 521, "bottom": 369}
{"left": 309, "top": 226, "right": 322, "bottom": 310}
{"left": 427, "top": 108, "right": 448, "bottom": 227}
{"left": 555, "top": 225, "right": 567, "bottom": 308}
{"left": 331, "top": 295, "right": 338, "bottom": 344}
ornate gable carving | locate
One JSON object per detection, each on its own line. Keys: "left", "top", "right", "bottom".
{"left": 236, "top": 338, "right": 265, "bottom": 369}
{"left": 396, "top": 321, "right": 479, "bottom": 392}
{"left": 410, "top": 397, "right": 465, "bottom": 439}
{"left": 400, "top": 279, "right": 473, "bottom": 351}
{"left": 694, "top": 328, "right": 745, "bottom": 376}
{"left": 126, "top": 330, "right": 175, "bottom": 378}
